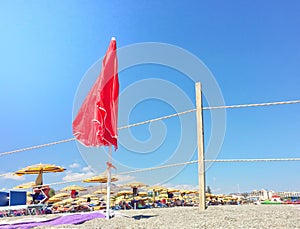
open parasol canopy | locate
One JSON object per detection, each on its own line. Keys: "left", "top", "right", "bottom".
{"left": 61, "top": 185, "right": 87, "bottom": 192}
{"left": 14, "top": 163, "right": 66, "bottom": 186}
{"left": 158, "top": 193, "right": 168, "bottom": 199}
{"left": 13, "top": 182, "right": 36, "bottom": 189}
{"left": 180, "top": 190, "right": 198, "bottom": 195}
{"left": 59, "top": 197, "right": 78, "bottom": 204}
{"left": 93, "top": 189, "right": 114, "bottom": 195}
{"left": 116, "top": 190, "right": 133, "bottom": 197}
{"left": 122, "top": 181, "right": 148, "bottom": 197}
{"left": 14, "top": 163, "right": 66, "bottom": 175}
{"left": 48, "top": 196, "right": 63, "bottom": 203}
{"left": 164, "top": 188, "right": 180, "bottom": 193}
{"left": 137, "top": 191, "right": 148, "bottom": 197}
{"left": 147, "top": 185, "right": 167, "bottom": 201}
{"left": 147, "top": 186, "right": 167, "bottom": 192}
{"left": 51, "top": 193, "right": 70, "bottom": 198}
{"left": 81, "top": 194, "right": 97, "bottom": 199}
{"left": 123, "top": 181, "right": 148, "bottom": 188}
{"left": 83, "top": 174, "right": 118, "bottom": 183}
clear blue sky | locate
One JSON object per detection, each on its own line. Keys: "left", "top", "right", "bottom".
{"left": 0, "top": 1, "right": 299, "bottom": 194}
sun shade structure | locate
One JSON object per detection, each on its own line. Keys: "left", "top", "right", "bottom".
{"left": 147, "top": 186, "right": 167, "bottom": 201}
{"left": 83, "top": 175, "right": 118, "bottom": 183}
{"left": 165, "top": 188, "right": 180, "bottom": 193}
{"left": 61, "top": 185, "right": 87, "bottom": 192}
{"left": 13, "top": 182, "right": 36, "bottom": 189}
{"left": 180, "top": 190, "right": 198, "bottom": 195}
{"left": 123, "top": 182, "right": 148, "bottom": 188}
{"left": 81, "top": 194, "right": 97, "bottom": 198}
{"left": 121, "top": 182, "right": 148, "bottom": 199}
{"left": 48, "top": 196, "right": 63, "bottom": 203}
{"left": 93, "top": 189, "right": 114, "bottom": 195}
{"left": 51, "top": 193, "right": 70, "bottom": 198}
{"left": 14, "top": 163, "right": 66, "bottom": 190}
{"left": 48, "top": 193, "right": 70, "bottom": 203}
{"left": 147, "top": 186, "right": 167, "bottom": 192}
{"left": 137, "top": 191, "right": 148, "bottom": 197}
{"left": 59, "top": 197, "right": 78, "bottom": 204}
{"left": 116, "top": 190, "right": 133, "bottom": 197}
{"left": 14, "top": 164, "right": 66, "bottom": 175}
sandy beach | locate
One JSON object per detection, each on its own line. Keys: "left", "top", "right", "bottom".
{"left": 2, "top": 205, "right": 298, "bottom": 229}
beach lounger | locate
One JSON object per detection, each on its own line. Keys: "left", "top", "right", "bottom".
{"left": 9, "top": 190, "right": 27, "bottom": 206}
{"left": 0, "top": 191, "right": 9, "bottom": 207}
{"left": 32, "top": 186, "right": 50, "bottom": 204}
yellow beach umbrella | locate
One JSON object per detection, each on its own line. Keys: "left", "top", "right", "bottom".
{"left": 158, "top": 193, "right": 168, "bottom": 199}
{"left": 122, "top": 181, "right": 148, "bottom": 197}
{"left": 137, "top": 191, "right": 148, "bottom": 197}
{"left": 130, "top": 196, "right": 142, "bottom": 201}
{"left": 51, "top": 193, "right": 70, "bottom": 198}
{"left": 14, "top": 163, "right": 66, "bottom": 186}
{"left": 52, "top": 200, "right": 65, "bottom": 207}
{"left": 60, "top": 197, "right": 78, "bottom": 204}
{"left": 52, "top": 199, "right": 76, "bottom": 207}
{"left": 123, "top": 181, "right": 147, "bottom": 188}
{"left": 180, "top": 190, "right": 197, "bottom": 195}
{"left": 83, "top": 174, "right": 118, "bottom": 183}
{"left": 13, "top": 182, "right": 36, "bottom": 189}
{"left": 73, "top": 198, "right": 87, "bottom": 204}
{"left": 83, "top": 174, "right": 118, "bottom": 200}
{"left": 115, "top": 196, "right": 130, "bottom": 203}
{"left": 93, "top": 189, "right": 114, "bottom": 195}
{"left": 48, "top": 196, "right": 62, "bottom": 203}
{"left": 15, "top": 163, "right": 66, "bottom": 175}
{"left": 147, "top": 186, "right": 167, "bottom": 201}
{"left": 166, "top": 188, "right": 180, "bottom": 193}
{"left": 61, "top": 185, "right": 87, "bottom": 191}
{"left": 147, "top": 186, "right": 167, "bottom": 192}
{"left": 81, "top": 194, "right": 97, "bottom": 198}
{"left": 116, "top": 190, "right": 133, "bottom": 197}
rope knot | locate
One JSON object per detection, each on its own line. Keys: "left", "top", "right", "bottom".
{"left": 106, "top": 162, "right": 116, "bottom": 170}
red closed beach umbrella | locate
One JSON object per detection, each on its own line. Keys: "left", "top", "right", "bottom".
{"left": 72, "top": 37, "right": 119, "bottom": 219}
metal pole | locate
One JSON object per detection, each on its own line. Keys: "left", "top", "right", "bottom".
{"left": 106, "top": 146, "right": 112, "bottom": 219}
{"left": 195, "top": 82, "right": 206, "bottom": 210}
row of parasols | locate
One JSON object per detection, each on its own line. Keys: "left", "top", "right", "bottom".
{"left": 13, "top": 184, "right": 203, "bottom": 207}
{"left": 10, "top": 163, "right": 207, "bottom": 205}
{"left": 11, "top": 163, "right": 146, "bottom": 194}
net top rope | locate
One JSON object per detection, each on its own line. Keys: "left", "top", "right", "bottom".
{"left": 1, "top": 99, "right": 300, "bottom": 157}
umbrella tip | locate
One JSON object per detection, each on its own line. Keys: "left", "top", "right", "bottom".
{"left": 111, "top": 37, "right": 116, "bottom": 41}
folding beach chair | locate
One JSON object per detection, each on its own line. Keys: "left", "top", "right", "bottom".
{"left": 31, "top": 170, "right": 50, "bottom": 204}
{"left": 32, "top": 186, "right": 50, "bottom": 204}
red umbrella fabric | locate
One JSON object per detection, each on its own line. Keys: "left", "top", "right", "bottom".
{"left": 72, "top": 37, "right": 119, "bottom": 149}
{"left": 72, "top": 37, "right": 119, "bottom": 219}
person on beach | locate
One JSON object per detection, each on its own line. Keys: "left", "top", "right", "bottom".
{"left": 70, "top": 189, "right": 78, "bottom": 198}
{"left": 87, "top": 197, "right": 91, "bottom": 203}
{"left": 31, "top": 185, "right": 50, "bottom": 204}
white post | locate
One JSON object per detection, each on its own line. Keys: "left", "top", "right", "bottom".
{"left": 106, "top": 146, "right": 112, "bottom": 219}
{"left": 195, "top": 82, "right": 206, "bottom": 210}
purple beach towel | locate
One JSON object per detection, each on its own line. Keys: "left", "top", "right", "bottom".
{"left": 0, "top": 212, "right": 106, "bottom": 229}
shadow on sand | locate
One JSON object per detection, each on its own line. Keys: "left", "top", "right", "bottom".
{"left": 132, "top": 214, "right": 158, "bottom": 220}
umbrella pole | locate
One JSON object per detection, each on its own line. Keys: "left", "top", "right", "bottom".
{"left": 106, "top": 145, "right": 112, "bottom": 220}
